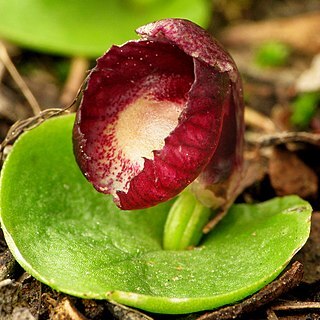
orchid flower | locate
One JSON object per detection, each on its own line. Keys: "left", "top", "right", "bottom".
{"left": 73, "top": 19, "right": 244, "bottom": 216}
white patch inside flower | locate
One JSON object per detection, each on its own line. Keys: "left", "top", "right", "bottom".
{"left": 116, "top": 95, "right": 183, "bottom": 165}
{"left": 96, "top": 90, "right": 185, "bottom": 201}
{"left": 98, "top": 95, "right": 184, "bottom": 196}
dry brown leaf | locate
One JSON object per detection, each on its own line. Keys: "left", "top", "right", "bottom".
{"left": 221, "top": 12, "right": 320, "bottom": 55}
{"left": 269, "top": 147, "right": 318, "bottom": 198}
{"left": 203, "top": 150, "right": 268, "bottom": 233}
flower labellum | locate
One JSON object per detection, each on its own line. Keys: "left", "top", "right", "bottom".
{"left": 73, "top": 18, "right": 244, "bottom": 210}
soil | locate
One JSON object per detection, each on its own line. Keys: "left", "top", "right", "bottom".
{"left": 1, "top": 1, "right": 320, "bottom": 319}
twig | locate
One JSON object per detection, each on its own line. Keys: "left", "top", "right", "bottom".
{"left": 60, "top": 56, "right": 89, "bottom": 111}
{"left": 0, "top": 108, "right": 67, "bottom": 154}
{"left": 247, "top": 131, "right": 320, "bottom": 148}
{"left": 0, "top": 87, "right": 82, "bottom": 163}
{"left": 267, "top": 300, "right": 320, "bottom": 319}
{"left": 203, "top": 209, "right": 227, "bottom": 234}
{"left": 245, "top": 107, "right": 277, "bottom": 133}
{"left": 0, "top": 41, "right": 41, "bottom": 115}
{"left": 272, "top": 301, "right": 320, "bottom": 311}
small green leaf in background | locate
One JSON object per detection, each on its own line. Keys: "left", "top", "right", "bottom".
{"left": 255, "top": 41, "right": 291, "bottom": 68}
{"left": 0, "top": 0, "right": 210, "bottom": 57}
{"left": 0, "top": 115, "right": 312, "bottom": 314}
{"left": 290, "top": 91, "right": 320, "bottom": 129}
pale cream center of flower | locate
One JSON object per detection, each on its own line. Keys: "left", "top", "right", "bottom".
{"left": 116, "top": 96, "right": 183, "bottom": 166}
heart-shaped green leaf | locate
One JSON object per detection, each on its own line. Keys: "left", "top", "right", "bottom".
{"left": 0, "top": 0, "right": 210, "bottom": 57}
{"left": 0, "top": 115, "right": 312, "bottom": 314}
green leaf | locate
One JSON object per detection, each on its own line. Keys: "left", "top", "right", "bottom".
{"left": 255, "top": 41, "right": 291, "bottom": 68}
{"left": 0, "top": 115, "right": 312, "bottom": 314}
{"left": 0, "top": 0, "right": 210, "bottom": 57}
{"left": 290, "top": 92, "right": 320, "bottom": 129}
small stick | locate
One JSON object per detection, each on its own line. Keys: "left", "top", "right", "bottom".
{"left": 0, "top": 41, "right": 41, "bottom": 115}
{"left": 272, "top": 301, "right": 320, "bottom": 311}
{"left": 60, "top": 56, "right": 89, "bottom": 111}
{"left": 203, "top": 208, "right": 227, "bottom": 234}
{"left": 247, "top": 131, "right": 320, "bottom": 148}
{"left": 245, "top": 107, "right": 277, "bottom": 133}
{"left": 0, "top": 90, "right": 81, "bottom": 163}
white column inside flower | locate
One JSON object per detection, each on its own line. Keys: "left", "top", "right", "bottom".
{"left": 115, "top": 95, "right": 184, "bottom": 168}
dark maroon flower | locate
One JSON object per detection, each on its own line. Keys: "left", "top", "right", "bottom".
{"left": 73, "top": 18, "right": 244, "bottom": 210}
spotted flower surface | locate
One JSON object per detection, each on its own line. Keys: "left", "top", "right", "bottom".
{"left": 73, "top": 18, "right": 244, "bottom": 210}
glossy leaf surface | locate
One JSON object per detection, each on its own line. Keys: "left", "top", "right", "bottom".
{"left": 0, "top": 0, "right": 209, "bottom": 57}
{"left": 0, "top": 115, "right": 311, "bottom": 314}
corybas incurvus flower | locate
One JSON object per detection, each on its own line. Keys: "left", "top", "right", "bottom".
{"left": 73, "top": 18, "right": 244, "bottom": 211}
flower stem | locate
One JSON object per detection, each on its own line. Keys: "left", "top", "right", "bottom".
{"left": 163, "top": 189, "right": 212, "bottom": 250}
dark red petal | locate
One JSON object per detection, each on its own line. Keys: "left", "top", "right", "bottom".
{"left": 136, "top": 19, "right": 238, "bottom": 79}
{"left": 198, "top": 73, "right": 244, "bottom": 186}
{"left": 137, "top": 18, "right": 244, "bottom": 188}
{"left": 74, "top": 19, "right": 244, "bottom": 210}
{"left": 73, "top": 40, "right": 195, "bottom": 205}
{"left": 117, "top": 60, "right": 233, "bottom": 209}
